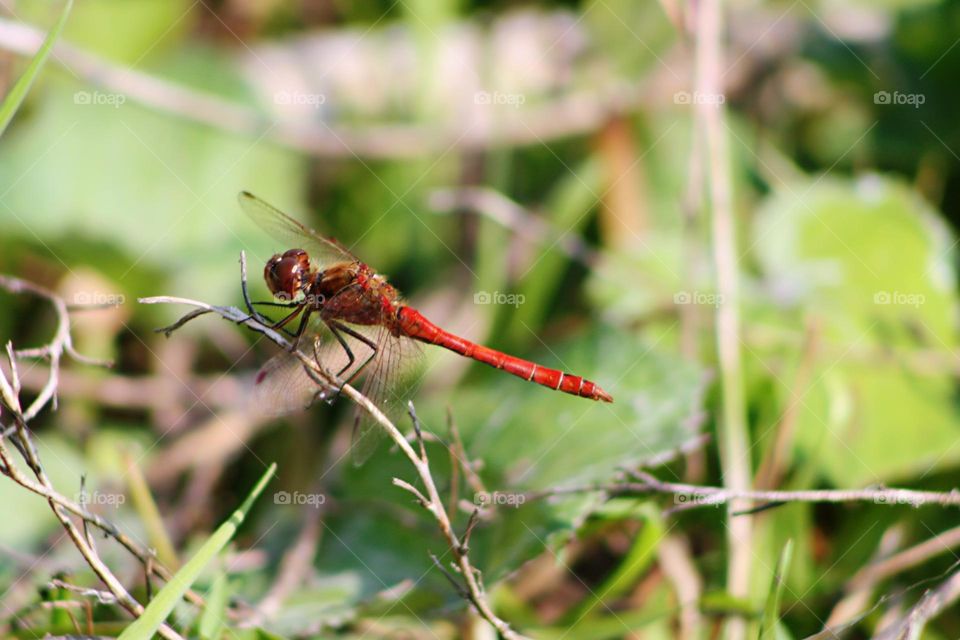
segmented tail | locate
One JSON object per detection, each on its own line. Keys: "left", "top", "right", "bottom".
{"left": 396, "top": 306, "right": 613, "bottom": 402}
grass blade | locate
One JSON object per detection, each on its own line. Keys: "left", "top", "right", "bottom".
{"left": 759, "top": 539, "right": 794, "bottom": 640}
{"left": 118, "top": 462, "right": 277, "bottom": 640}
{"left": 197, "top": 570, "right": 229, "bottom": 640}
{"left": 0, "top": 0, "right": 73, "bottom": 137}
{"left": 123, "top": 449, "right": 180, "bottom": 570}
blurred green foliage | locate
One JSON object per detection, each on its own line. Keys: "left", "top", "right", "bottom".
{"left": 3, "top": 0, "right": 960, "bottom": 638}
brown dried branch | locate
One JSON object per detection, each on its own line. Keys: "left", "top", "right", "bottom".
{"left": 0, "top": 280, "right": 183, "bottom": 640}
{"left": 140, "top": 252, "right": 527, "bottom": 639}
{"left": 824, "top": 525, "right": 960, "bottom": 632}
{"left": 872, "top": 567, "right": 960, "bottom": 640}
{"left": 398, "top": 403, "right": 526, "bottom": 638}
{"left": 428, "top": 187, "right": 600, "bottom": 267}
{"left": 0, "top": 274, "right": 202, "bottom": 634}
{"left": 526, "top": 469, "right": 960, "bottom": 510}
{"left": 0, "top": 15, "right": 648, "bottom": 160}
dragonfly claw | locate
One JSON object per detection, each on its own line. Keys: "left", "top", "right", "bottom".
{"left": 316, "top": 387, "right": 340, "bottom": 406}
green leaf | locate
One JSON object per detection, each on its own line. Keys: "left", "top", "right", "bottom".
{"left": 752, "top": 175, "right": 960, "bottom": 484}
{"left": 16, "top": 0, "right": 193, "bottom": 63}
{"left": 0, "top": 0, "right": 72, "bottom": 138}
{"left": 0, "top": 435, "right": 86, "bottom": 547}
{"left": 759, "top": 540, "right": 793, "bottom": 640}
{"left": 0, "top": 62, "right": 304, "bottom": 303}
{"left": 123, "top": 449, "right": 179, "bottom": 570}
{"left": 572, "top": 503, "right": 664, "bottom": 621}
{"left": 118, "top": 463, "right": 276, "bottom": 640}
{"left": 257, "top": 573, "right": 363, "bottom": 635}
{"left": 313, "top": 326, "right": 706, "bottom": 606}
{"left": 502, "top": 156, "right": 603, "bottom": 345}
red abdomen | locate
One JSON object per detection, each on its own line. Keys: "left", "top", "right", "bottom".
{"left": 395, "top": 306, "right": 613, "bottom": 402}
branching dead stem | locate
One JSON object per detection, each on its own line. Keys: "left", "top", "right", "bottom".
{"left": 140, "top": 252, "right": 528, "bottom": 639}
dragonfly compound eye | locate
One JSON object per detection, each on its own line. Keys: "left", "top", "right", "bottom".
{"left": 264, "top": 253, "right": 305, "bottom": 301}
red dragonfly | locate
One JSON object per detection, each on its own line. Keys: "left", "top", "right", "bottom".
{"left": 239, "top": 191, "right": 612, "bottom": 462}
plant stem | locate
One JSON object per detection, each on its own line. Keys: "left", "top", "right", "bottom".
{"left": 694, "top": 1, "right": 753, "bottom": 638}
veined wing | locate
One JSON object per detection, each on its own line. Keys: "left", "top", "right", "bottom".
{"left": 238, "top": 191, "right": 358, "bottom": 269}
{"left": 248, "top": 316, "right": 352, "bottom": 418}
{"left": 248, "top": 318, "right": 422, "bottom": 465}
{"left": 348, "top": 324, "right": 422, "bottom": 465}
{"left": 249, "top": 345, "right": 343, "bottom": 418}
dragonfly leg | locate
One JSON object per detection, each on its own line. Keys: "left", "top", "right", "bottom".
{"left": 327, "top": 320, "right": 378, "bottom": 385}
{"left": 287, "top": 306, "right": 313, "bottom": 350}
{"left": 326, "top": 322, "right": 357, "bottom": 377}
{"left": 310, "top": 337, "right": 339, "bottom": 405}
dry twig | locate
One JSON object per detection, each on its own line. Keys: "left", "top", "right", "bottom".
{"left": 0, "top": 15, "right": 648, "bottom": 160}
{"left": 0, "top": 275, "right": 184, "bottom": 640}
{"left": 140, "top": 252, "right": 526, "bottom": 639}
{"left": 526, "top": 468, "right": 960, "bottom": 511}
{"left": 872, "top": 567, "right": 960, "bottom": 640}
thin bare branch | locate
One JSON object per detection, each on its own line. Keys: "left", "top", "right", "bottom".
{"left": 0, "top": 16, "right": 648, "bottom": 160}
{"left": 428, "top": 187, "right": 599, "bottom": 267}
{"left": 393, "top": 477, "right": 431, "bottom": 508}
{"left": 50, "top": 579, "right": 120, "bottom": 605}
{"left": 526, "top": 469, "right": 960, "bottom": 510}
{"left": 0, "top": 273, "right": 202, "bottom": 626}
{"left": 872, "top": 567, "right": 960, "bottom": 640}
{"left": 142, "top": 254, "right": 527, "bottom": 639}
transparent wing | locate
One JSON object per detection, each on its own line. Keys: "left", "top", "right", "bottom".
{"left": 249, "top": 317, "right": 422, "bottom": 466}
{"left": 249, "top": 340, "right": 347, "bottom": 418}
{"left": 349, "top": 326, "right": 422, "bottom": 465}
{"left": 238, "top": 191, "right": 358, "bottom": 269}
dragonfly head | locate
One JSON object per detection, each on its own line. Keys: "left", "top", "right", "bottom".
{"left": 264, "top": 249, "right": 311, "bottom": 301}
